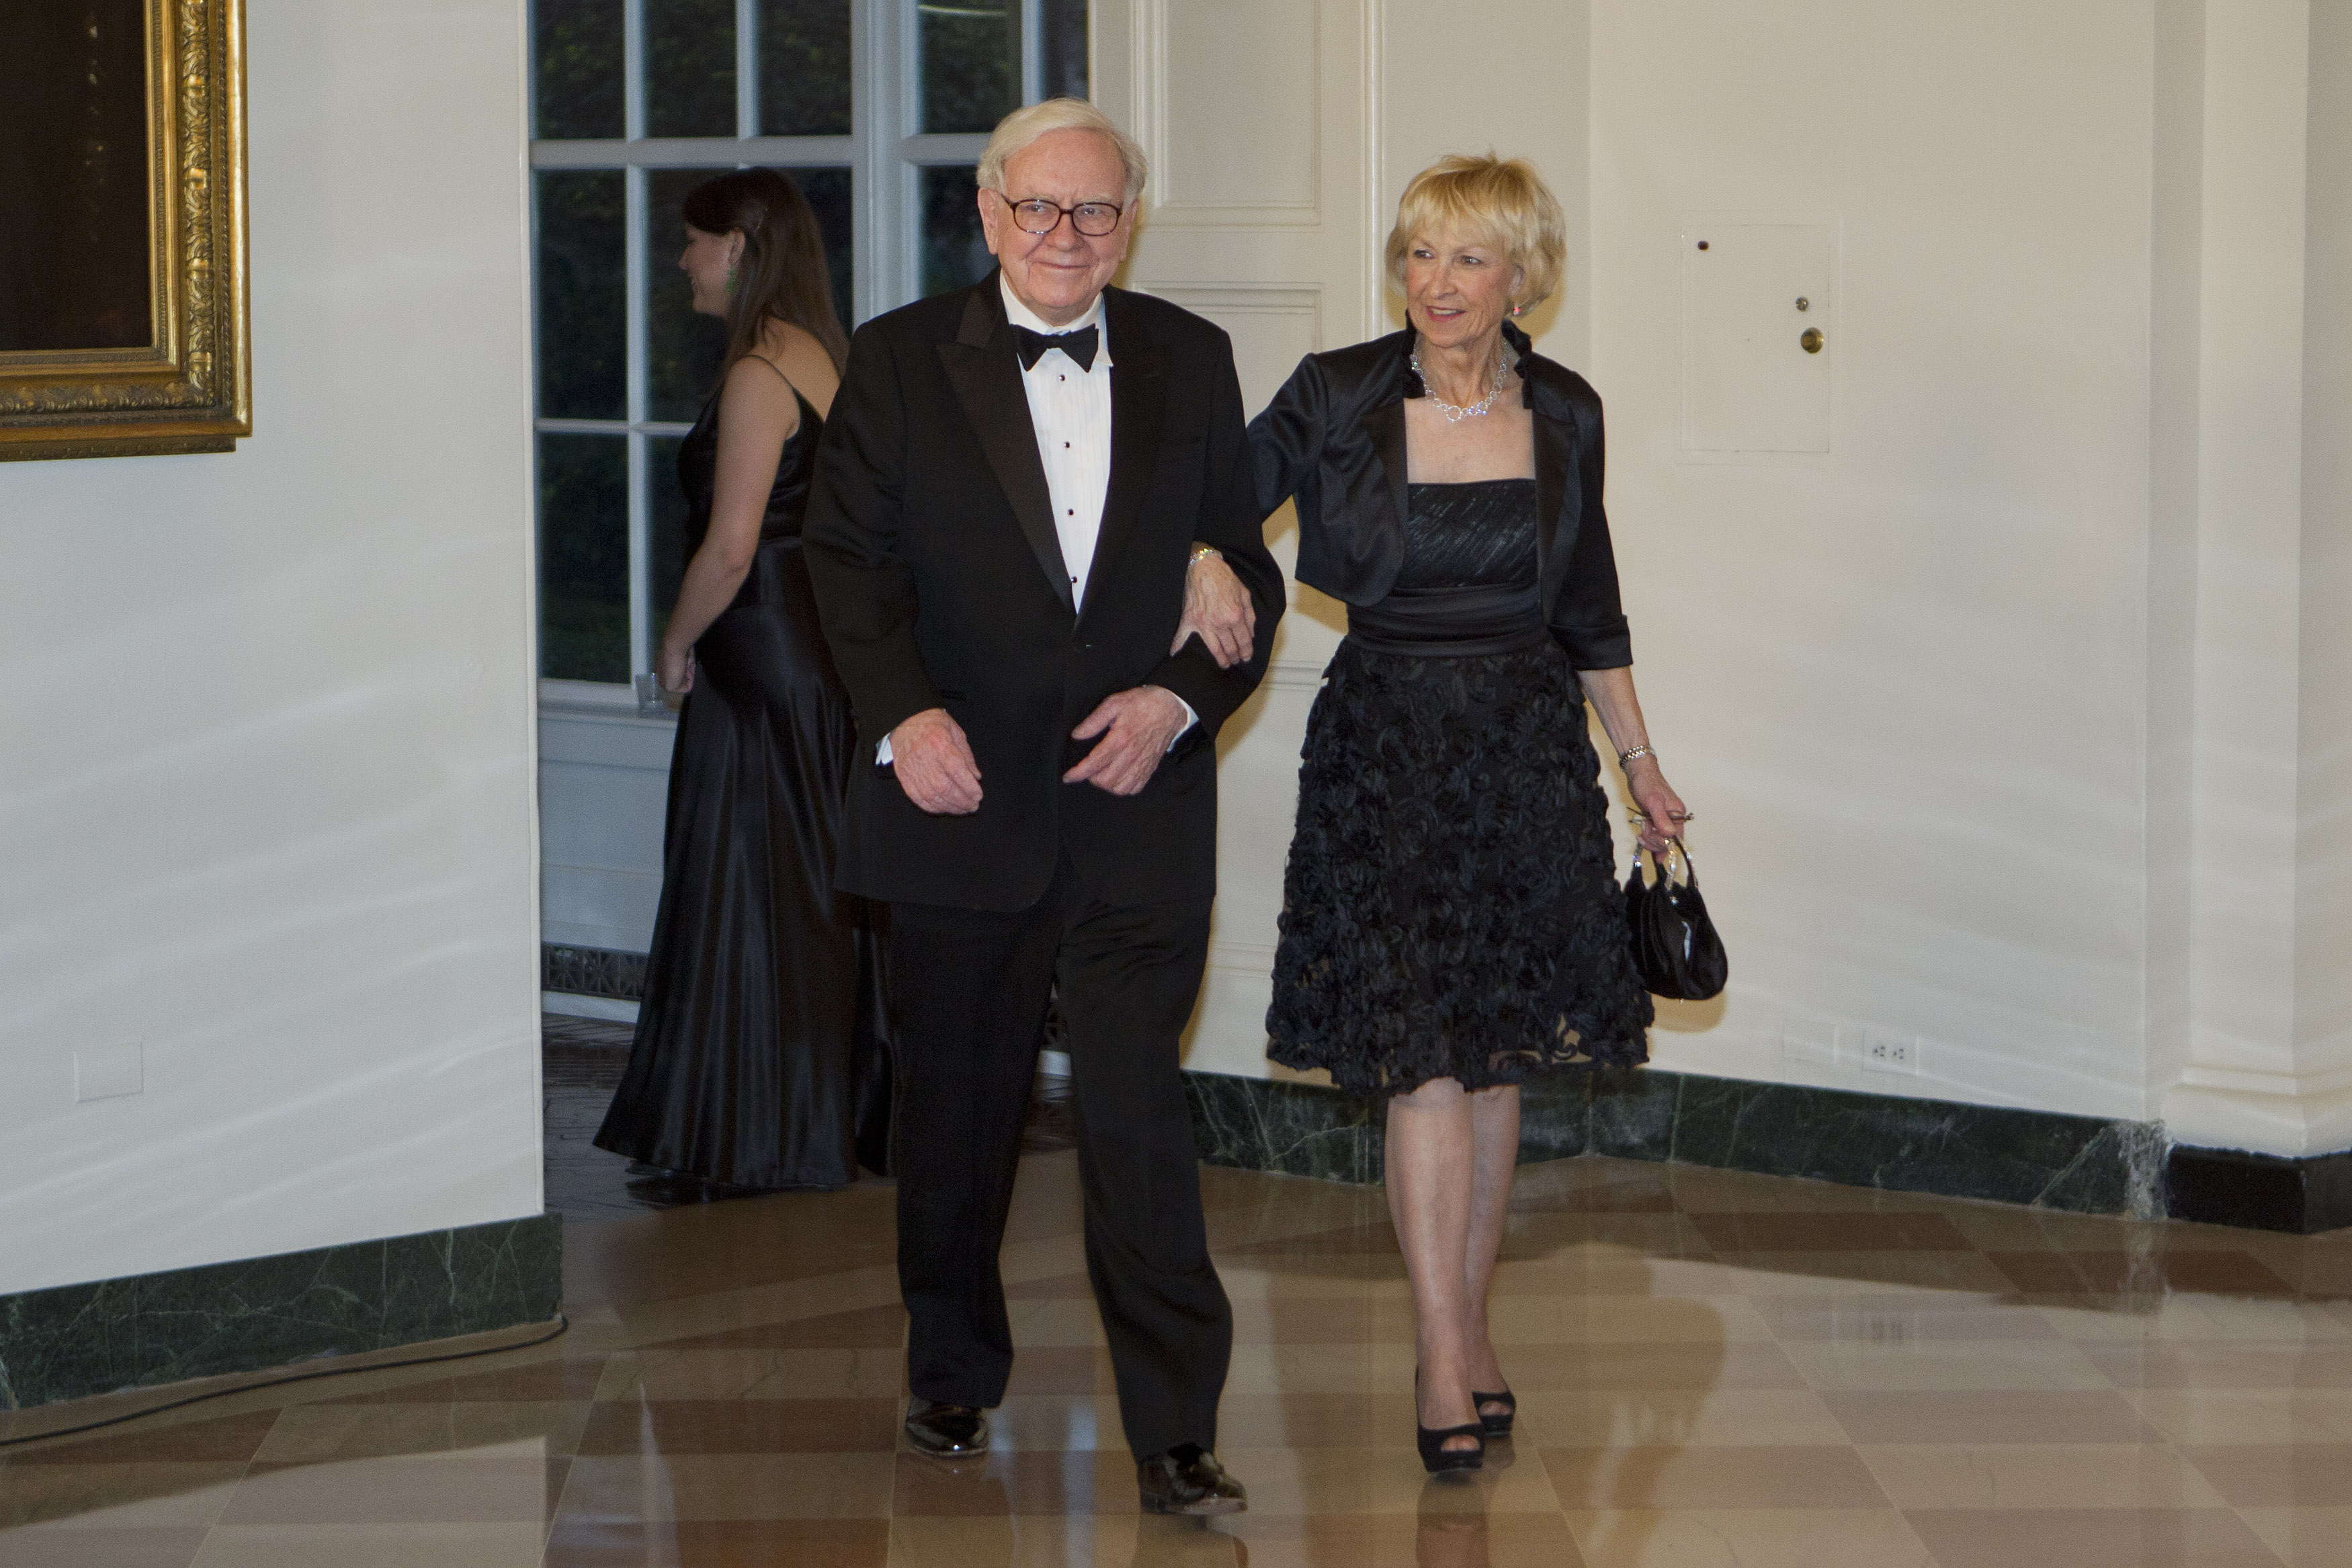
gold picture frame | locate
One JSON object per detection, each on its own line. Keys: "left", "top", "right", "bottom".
{"left": 0, "top": 0, "right": 249, "bottom": 462}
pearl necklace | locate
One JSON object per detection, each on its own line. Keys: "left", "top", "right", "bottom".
{"left": 1411, "top": 343, "right": 1511, "bottom": 423}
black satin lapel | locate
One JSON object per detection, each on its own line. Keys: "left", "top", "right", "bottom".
{"left": 1361, "top": 398, "right": 1410, "bottom": 541}
{"left": 1534, "top": 404, "right": 1579, "bottom": 605}
{"left": 1083, "top": 294, "right": 1167, "bottom": 613}
{"left": 939, "top": 290, "right": 1075, "bottom": 615}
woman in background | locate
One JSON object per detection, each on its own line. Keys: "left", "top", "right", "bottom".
{"left": 1243, "top": 155, "right": 1687, "bottom": 1469}
{"left": 596, "top": 169, "right": 892, "bottom": 1190}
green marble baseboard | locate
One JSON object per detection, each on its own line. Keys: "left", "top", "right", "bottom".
{"left": 1185, "top": 1068, "right": 2168, "bottom": 1219}
{"left": 0, "top": 1214, "right": 561, "bottom": 1412}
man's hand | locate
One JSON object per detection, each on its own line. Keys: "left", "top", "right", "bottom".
{"left": 1063, "top": 687, "right": 1189, "bottom": 796}
{"left": 1171, "top": 551, "right": 1256, "bottom": 668}
{"left": 889, "top": 707, "right": 983, "bottom": 815}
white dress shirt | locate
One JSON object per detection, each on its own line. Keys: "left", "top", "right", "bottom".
{"left": 878, "top": 279, "right": 1192, "bottom": 765}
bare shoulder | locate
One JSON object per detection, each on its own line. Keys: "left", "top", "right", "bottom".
{"left": 720, "top": 349, "right": 803, "bottom": 443}
{"left": 755, "top": 318, "right": 843, "bottom": 420}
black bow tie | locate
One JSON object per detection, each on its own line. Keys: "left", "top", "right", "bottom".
{"left": 1015, "top": 323, "right": 1099, "bottom": 373}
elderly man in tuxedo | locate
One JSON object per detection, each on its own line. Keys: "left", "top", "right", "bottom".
{"left": 802, "top": 97, "right": 1282, "bottom": 1516}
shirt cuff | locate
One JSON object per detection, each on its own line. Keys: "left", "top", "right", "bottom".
{"left": 877, "top": 736, "right": 893, "bottom": 765}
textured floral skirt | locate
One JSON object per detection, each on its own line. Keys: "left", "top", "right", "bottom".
{"left": 1265, "top": 636, "right": 1652, "bottom": 1097}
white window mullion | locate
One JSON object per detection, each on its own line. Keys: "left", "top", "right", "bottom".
{"left": 622, "top": 0, "right": 645, "bottom": 141}
{"left": 737, "top": 0, "right": 760, "bottom": 139}
{"left": 622, "top": 0, "right": 651, "bottom": 681}
{"left": 1019, "top": 0, "right": 1042, "bottom": 103}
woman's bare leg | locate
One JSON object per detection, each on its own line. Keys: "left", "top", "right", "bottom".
{"left": 1385, "top": 1078, "right": 1483, "bottom": 1453}
{"left": 1462, "top": 1084, "right": 1519, "bottom": 1419}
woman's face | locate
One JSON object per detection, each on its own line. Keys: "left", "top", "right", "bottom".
{"left": 1402, "top": 226, "right": 1524, "bottom": 353}
{"left": 679, "top": 224, "right": 742, "bottom": 318}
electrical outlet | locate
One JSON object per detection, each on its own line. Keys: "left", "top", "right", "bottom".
{"left": 1862, "top": 1033, "right": 1919, "bottom": 1076}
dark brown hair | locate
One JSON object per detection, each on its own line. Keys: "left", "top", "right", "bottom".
{"left": 681, "top": 169, "right": 849, "bottom": 378}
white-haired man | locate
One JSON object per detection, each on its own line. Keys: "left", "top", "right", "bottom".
{"left": 803, "top": 99, "right": 1282, "bottom": 1514}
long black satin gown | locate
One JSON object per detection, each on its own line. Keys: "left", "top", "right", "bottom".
{"left": 595, "top": 378, "right": 893, "bottom": 1189}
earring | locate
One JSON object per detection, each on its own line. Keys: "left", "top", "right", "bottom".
{"left": 725, "top": 265, "right": 738, "bottom": 298}
{"left": 1510, "top": 302, "right": 1523, "bottom": 317}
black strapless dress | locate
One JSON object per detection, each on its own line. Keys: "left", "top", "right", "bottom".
{"left": 1266, "top": 478, "right": 1652, "bottom": 1097}
{"left": 595, "top": 383, "right": 894, "bottom": 1188}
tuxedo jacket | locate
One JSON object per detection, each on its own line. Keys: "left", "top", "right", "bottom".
{"left": 802, "top": 277, "right": 1285, "bottom": 912}
{"left": 1248, "top": 321, "right": 1632, "bottom": 670}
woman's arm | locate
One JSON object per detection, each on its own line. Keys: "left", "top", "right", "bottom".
{"left": 657, "top": 354, "right": 801, "bottom": 693}
{"left": 1579, "top": 665, "right": 1689, "bottom": 853}
{"left": 1171, "top": 355, "right": 1329, "bottom": 666}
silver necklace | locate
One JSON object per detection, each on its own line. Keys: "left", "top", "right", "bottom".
{"left": 1411, "top": 343, "right": 1511, "bottom": 423}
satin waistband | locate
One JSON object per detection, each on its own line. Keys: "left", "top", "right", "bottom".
{"left": 1345, "top": 584, "right": 1550, "bottom": 658}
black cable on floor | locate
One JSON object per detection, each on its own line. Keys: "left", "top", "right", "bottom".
{"left": 0, "top": 1313, "right": 571, "bottom": 1452}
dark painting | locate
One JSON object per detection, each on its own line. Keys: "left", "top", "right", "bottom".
{"left": 0, "top": 0, "right": 155, "bottom": 353}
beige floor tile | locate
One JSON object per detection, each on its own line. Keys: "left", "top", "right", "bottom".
{"left": 0, "top": 1463, "right": 245, "bottom": 1530}
{"left": 1784, "top": 1337, "right": 2111, "bottom": 1393}
{"left": 2085, "top": 1343, "right": 2352, "bottom": 1389}
{"left": 1540, "top": 1444, "right": 1886, "bottom": 1510}
{"left": 1560, "top": 1508, "right": 1932, "bottom": 1568}
{"left": 1485, "top": 1293, "right": 1773, "bottom": 1346}
{"left": 1229, "top": 1510, "right": 1587, "bottom": 1568}
{"left": 0, "top": 1526, "right": 207, "bottom": 1567}
{"left": 558, "top": 1452, "right": 894, "bottom": 1520}
{"left": 1489, "top": 1256, "right": 1757, "bottom": 1298}
{"left": 1823, "top": 1389, "right": 2163, "bottom": 1445}
{"left": 1857, "top": 1443, "right": 2228, "bottom": 1509}
{"left": 886, "top": 1512, "right": 1150, "bottom": 1567}
{"left": 2175, "top": 1444, "right": 2352, "bottom": 1508}
{"left": 889, "top": 1449, "right": 1141, "bottom": 1516}
{"left": 982, "top": 1396, "right": 1132, "bottom": 1453}
{"left": 219, "top": 1453, "right": 560, "bottom": 1526}
{"left": 189, "top": 1522, "right": 548, "bottom": 1568}
{"left": 1727, "top": 1250, "right": 2019, "bottom": 1295}
{"left": 2128, "top": 1389, "right": 2352, "bottom": 1445}
{"left": 546, "top": 1517, "right": 890, "bottom": 1567}
{"left": 2039, "top": 1297, "right": 2352, "bottom": 1344}
{"left": 1479, "top": 1341, "right": 1809, "bottom": 1393}
{"left": 592, "top": 1347, "right": 904, "bottom": 1400}
{"left": 251, "top": 1401, "right": 590, "bottom": 1463}
{"left": 1007, "top": 1299, "right": 1112, "bottom": 1348}
{"left": 1513, "top": 1389, "right": 1847, "bottom": 1448}
{"left": 1757, "top": 1293, "right": 2061, "bottom": 1344}
{"left": 2236, "top": 1506, "right": 2352, "bottom": 1568}
{"left": 1220, "top": 1444, "right": 1561, "bottom": 1516}
{"left": 1902, "top": 1507, "right": 2286, "bottom": 1567}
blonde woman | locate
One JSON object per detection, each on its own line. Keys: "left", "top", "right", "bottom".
{"left": 1198, "top": 155, "right": 1689, "bottom": 1469}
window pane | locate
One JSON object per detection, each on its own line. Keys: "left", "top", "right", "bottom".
{"left": 919, "top": 3, "right": 1015, "bottom": 134}
{"left": 921, "top": 166, "right": 993, "bottom": 298}
{"left": 534, "top": 0, "right": 624, "bottom": 140}
{"left": 535, "top": 171, "right": 627, "bottom": 420}
{"left": 648, "top": 435, "right": 691, "bottom": 651}
{"left": 646, "top": 167, "right": 854, "bottom": 421}
{"left": 645, "top": 169, "right": 732, "bottom": 424}
{"left": 539, "top": 434, "right": 632, "bottom": 683}
{"left": 646, "top": 0, "right": 737, "bottom": 138}
{"left": 761, "top": 0, "right": 851, "bottom": 136}
{"left": 1041, "top": 0, "right": 1088, "bottom": 101}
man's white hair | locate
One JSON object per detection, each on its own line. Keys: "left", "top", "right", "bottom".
{"left": 976, "top": 98, "right": 1149, "bottom": 204}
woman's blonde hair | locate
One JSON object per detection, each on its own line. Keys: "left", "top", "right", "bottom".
{"left": 1385, "top": 153, "right": 1566, "bottom": 312}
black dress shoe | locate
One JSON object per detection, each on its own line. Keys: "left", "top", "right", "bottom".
{"left": 1138, "top": 1444, "right": 1247, "bottom": 1515}
{"left": 905, "top": 1398, "right": 989, "bottom": 1456}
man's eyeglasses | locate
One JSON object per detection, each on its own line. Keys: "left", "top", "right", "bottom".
{"left": 994, "top": 191, "right": 1124, "bottom": 238}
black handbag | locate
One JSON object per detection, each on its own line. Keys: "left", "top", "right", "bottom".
{"left": 1624, "top": 842, "right": 1728, "bottom": 1000}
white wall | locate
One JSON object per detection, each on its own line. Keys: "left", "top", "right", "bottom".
{"left": 1112, "top": 0, "right": 2352, "bottom": 1157}
{"left": 1589, "top": 0, "right": 2160, "bottom": 1119}
{"left": 0, "top": 0, "right": 543, "bottom": 1296}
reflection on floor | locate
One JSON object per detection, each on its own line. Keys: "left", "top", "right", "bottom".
{"left": 6, "top": 1057, "right": 2352, "bottom": 1566}
{"left": 544, "top": 1014, "right": 1073, "bottom": 1221}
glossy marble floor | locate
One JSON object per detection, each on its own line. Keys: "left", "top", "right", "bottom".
{"left": 6, "top": 1056, "right": 2352, "bottom": 1566}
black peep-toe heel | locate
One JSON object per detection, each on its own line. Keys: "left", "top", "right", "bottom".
{"left": 1415, "top": 1369, "right": 1485, "bottom": 1473}
{"left": 1471, "top": 1388, "right": 1515, "bottom": 1438}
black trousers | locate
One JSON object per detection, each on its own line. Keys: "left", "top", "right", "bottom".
{"left": 890, "top": 850, "right": 1230, "bottom": 1458}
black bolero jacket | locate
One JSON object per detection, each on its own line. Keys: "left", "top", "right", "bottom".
{"left": 1246, "top": 321, "right": 1633, "bottom": 670}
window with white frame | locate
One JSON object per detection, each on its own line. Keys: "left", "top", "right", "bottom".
{"left": 530, "top": 0, "right": 1087, "bottom": 691}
